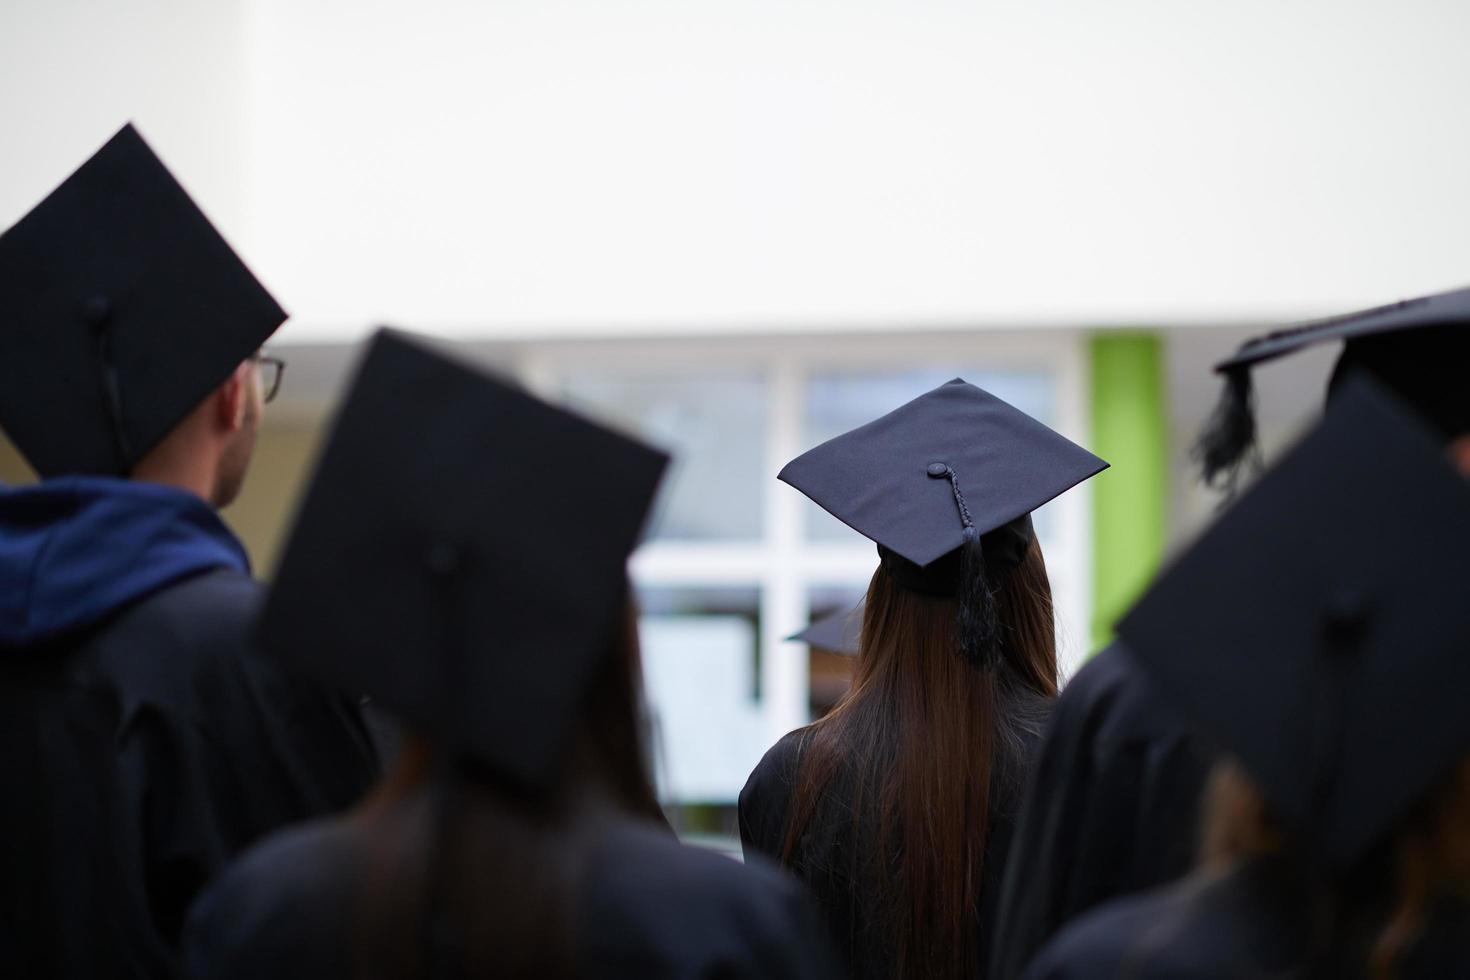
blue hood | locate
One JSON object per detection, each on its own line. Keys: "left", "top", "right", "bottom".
{"left": 0, "top": 477, "right": 250, "bottom": 647}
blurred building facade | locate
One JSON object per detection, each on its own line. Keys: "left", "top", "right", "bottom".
{"left": 3, "top": 0, "right": 1465, "bottom": 832}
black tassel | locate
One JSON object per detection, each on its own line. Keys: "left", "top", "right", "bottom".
{"left": 1193, "top": 366, "right": 1259, "bottom": 494}
{"left": 957, "top": 525, "right": 1001, "bottom": 670}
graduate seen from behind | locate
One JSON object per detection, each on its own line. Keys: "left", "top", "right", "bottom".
{"left": 0, "top": 125, "right": 378, "bottom": 976}
{"left": 1022, "top": 377, "right": 1470, "bottom": 980}
{"left": 987, "top": 286, "right": 1470, "bottom": 980}
{"left": 740, "top": 379, "right": 1109, "bottom": 980}
{"left": 184, "top": 329, "right": 840, "bottom": 980}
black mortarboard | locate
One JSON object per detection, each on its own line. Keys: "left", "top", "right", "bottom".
{"left": 1120, "top": 375, "right": 1470, "bottom": 870}
{"left": 0, "top": 123, "right": 286, "bottom": 477}
{"left": 256, "top": 329, "right": 669, "bottom": 791}
{"left": 789, "top": 603, "right": 863, "bottom": 657}
{"left": 779, "top": 378, "right": 1107, "bottom": 668}
{"left": 1197, "top": 285, "right": 1470, "bottom": 491}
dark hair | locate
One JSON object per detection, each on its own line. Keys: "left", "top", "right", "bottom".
{"left": 1197, "top": 325, "right": 1470, "bottom": 493}
{"left": 780, "top": 538, "right": 1057, "bottom": 979}
{"left": 1327, "top": 326, "right": 1470, "bottom": 442}
{"left": 1203, "top": 756, "right": 1470, "bottom": 980}
{"left": 353, "top": 596, "right": 663, "bottom": 979}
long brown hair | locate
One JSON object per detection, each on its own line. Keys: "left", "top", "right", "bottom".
{"left": 354, "top": 596, "right": 663, "bottom": 979}
{"left": 781, "top": 537, "right": 1058, "bottom": 979}
{"left": 1203, "top": 756, "right": 1470, "bottom": 980}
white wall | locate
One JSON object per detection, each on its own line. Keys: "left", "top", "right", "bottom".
{"left": 5, "top": 1, "right": 1470, "bottom": 342}
{"left": 241, "top": 0, "right": 1470, "bottom": 341}
{"left": 1, "top": 0, "right": 254, "bottom": 258}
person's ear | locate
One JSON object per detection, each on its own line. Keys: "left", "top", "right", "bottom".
{"left": 1447, "top": 434, "right": 1470, "bottom": 479}
{"left": 214, "top": 362, "right": 252, "bottom": 432}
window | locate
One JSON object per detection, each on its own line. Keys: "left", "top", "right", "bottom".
{"left": 559, "top": 373, "right": 767, "bottom": 541}
{"left": 518, "top": 332, "right": 1091, "bottom": 845}
{"left": 639, "top": 586, "right": 763, "bottom": 805}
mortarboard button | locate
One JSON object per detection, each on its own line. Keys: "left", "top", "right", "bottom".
{"left": 83, "top": 295, "right": 111, "bottom": 329}
{"left": 780, "top": 378, "right": 1107, "bottom": 669}
{"left": 779, "top": 378, "right": 1107, "bottom": 570}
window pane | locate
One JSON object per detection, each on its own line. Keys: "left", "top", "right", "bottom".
{"left": 802, "top": 368, "right": 1057, "bottom": 543}
{"left": 638, "top": 586, "right": 763, "bottom": 813}
{"left": 559, "top": 372, "right": 766, "bottom": 541}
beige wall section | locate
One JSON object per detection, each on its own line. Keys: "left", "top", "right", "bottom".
{"left": 0, "top": 434, "right": 35, "bottom": 485}
{"left": 219, "top": 422, "right": 326, "bottom": 578}
{"left": 0, "top": 421, "right": 325, "bottom": 580}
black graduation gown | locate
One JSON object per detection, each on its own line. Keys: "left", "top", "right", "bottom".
{"left": 1018, "top": 854, "right": 1470, "bottom": 980}
{"left": 183, "top": 811, "right": 842, "bottom": 979}
{"left": 986, "top": 642, "right": 1215, "bottom": 979}
{"left": 738, "top": 710, "right": 1046, "bottom": 979}
{"left": 0, "top": 569, "right": 380, "bottom": 978}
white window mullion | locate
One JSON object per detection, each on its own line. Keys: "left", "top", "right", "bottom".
{"left": 761, "top": 356, "right": 807, "bottom": 743}
{"left": 1050, "top": 330, "right": 1093, "bottom": 679}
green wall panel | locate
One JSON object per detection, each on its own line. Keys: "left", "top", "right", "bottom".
{"left": 1089, "top": 333, "right": 1167, "bottom": 651}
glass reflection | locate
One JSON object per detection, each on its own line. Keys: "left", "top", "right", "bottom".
{"left": 560, "top": 372, "right": 767, "bottom": 541}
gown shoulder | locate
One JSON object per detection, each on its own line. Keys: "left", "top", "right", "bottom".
{"left": 1019, "top": 856, "right": 1321, "bottom": 980}
{"left": 182, "top": 819, "right": 361, "bottom": 980}
{"left": 187, "top": 811, "right": 841, "bottom": 980}
{"left": 987, "top": 642, "right": 1216, "bottom": 979}
{"left": 579, "top": 818, "right": 840, "bottom": 978}
{"left": 737, "top": 727, "right": 810, "bottom": 862}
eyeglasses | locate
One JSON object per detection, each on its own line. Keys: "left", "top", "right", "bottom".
{"left": 252, "top": 354, "right": 286, "bottom": 404}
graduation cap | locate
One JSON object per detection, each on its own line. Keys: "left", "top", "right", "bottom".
{"left": 256, "top": 329, "right": 669, "bottom": 791}
{"left": 779, "top": 378, "right": 1107, "bottom": 669}
{"left": 1119, "top": 375, "right": 1470, "bottom": 870}
{"left": 789, "top": 603, "right": 863, "bottom": 657}
{"left": 1196, "top": 285, "right": 1470, "bottom": 492}
{"left": 0, "top": 123, "right": 286, "bottom": 477}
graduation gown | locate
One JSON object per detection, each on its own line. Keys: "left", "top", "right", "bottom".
{"left": 183, "top": 811, "right": 841, "bottom": 979}
{"left": 986, "top": 642, "right": 1215, "bottom": 979}
{"left": 0, "top": 568, "right": 380, "bottom": 978}
{"left": 1018, "top": 854, "right": 1470, "bottom": 980}
{"left": 739, "top": 706, "right": 1046, "bottom": 980}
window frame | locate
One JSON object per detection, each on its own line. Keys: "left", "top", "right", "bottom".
{"left": 508, "top": 329, "right": 1093, "bottom": 766}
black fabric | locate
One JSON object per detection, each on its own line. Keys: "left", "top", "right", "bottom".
{"left": 1122, "top": 376, "right": 1470, "bottom": 871}
{"left": 1197, "top": 285, "right": 1470, "bottom": 487}
{"left": 0, "top": 568, "right": 380, "bottom": 979}
{"left": 1215, "top": 285, "right": 1470, "bottom": 374}
{"left": 1019, "top": 854, "right": 1470, "bottom": 980}
{"left": 738, "top": 692, "right": 1048, "bottom": 980}
{"left": 578, "top": 819, "right": 841, "bottom": 979}
{"left": 986, "top": 644, "right": 1215, "bottom": 980}
{"left": 258, "top": 329, "right": 668, "bottom": 793}
{"left": 877, "top": 514, "right": 1036, "bottom": 598}
{"left": 183, "top": 813, "right": 841, "bottom": 980}
{"left": 1326, "top": 324, "right": 1470, "bottom": 440}
{"left": 0, "top": 124, "right": 286, "bottom": 477}
{"left": 779, "top": 379, "right": 1106, "bottom": 569}
{"left": 778, "top": 377, "right": 1103, "bottom": 671}
{"left": 789, "top": 603, "right": 863, "bottom": 657}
